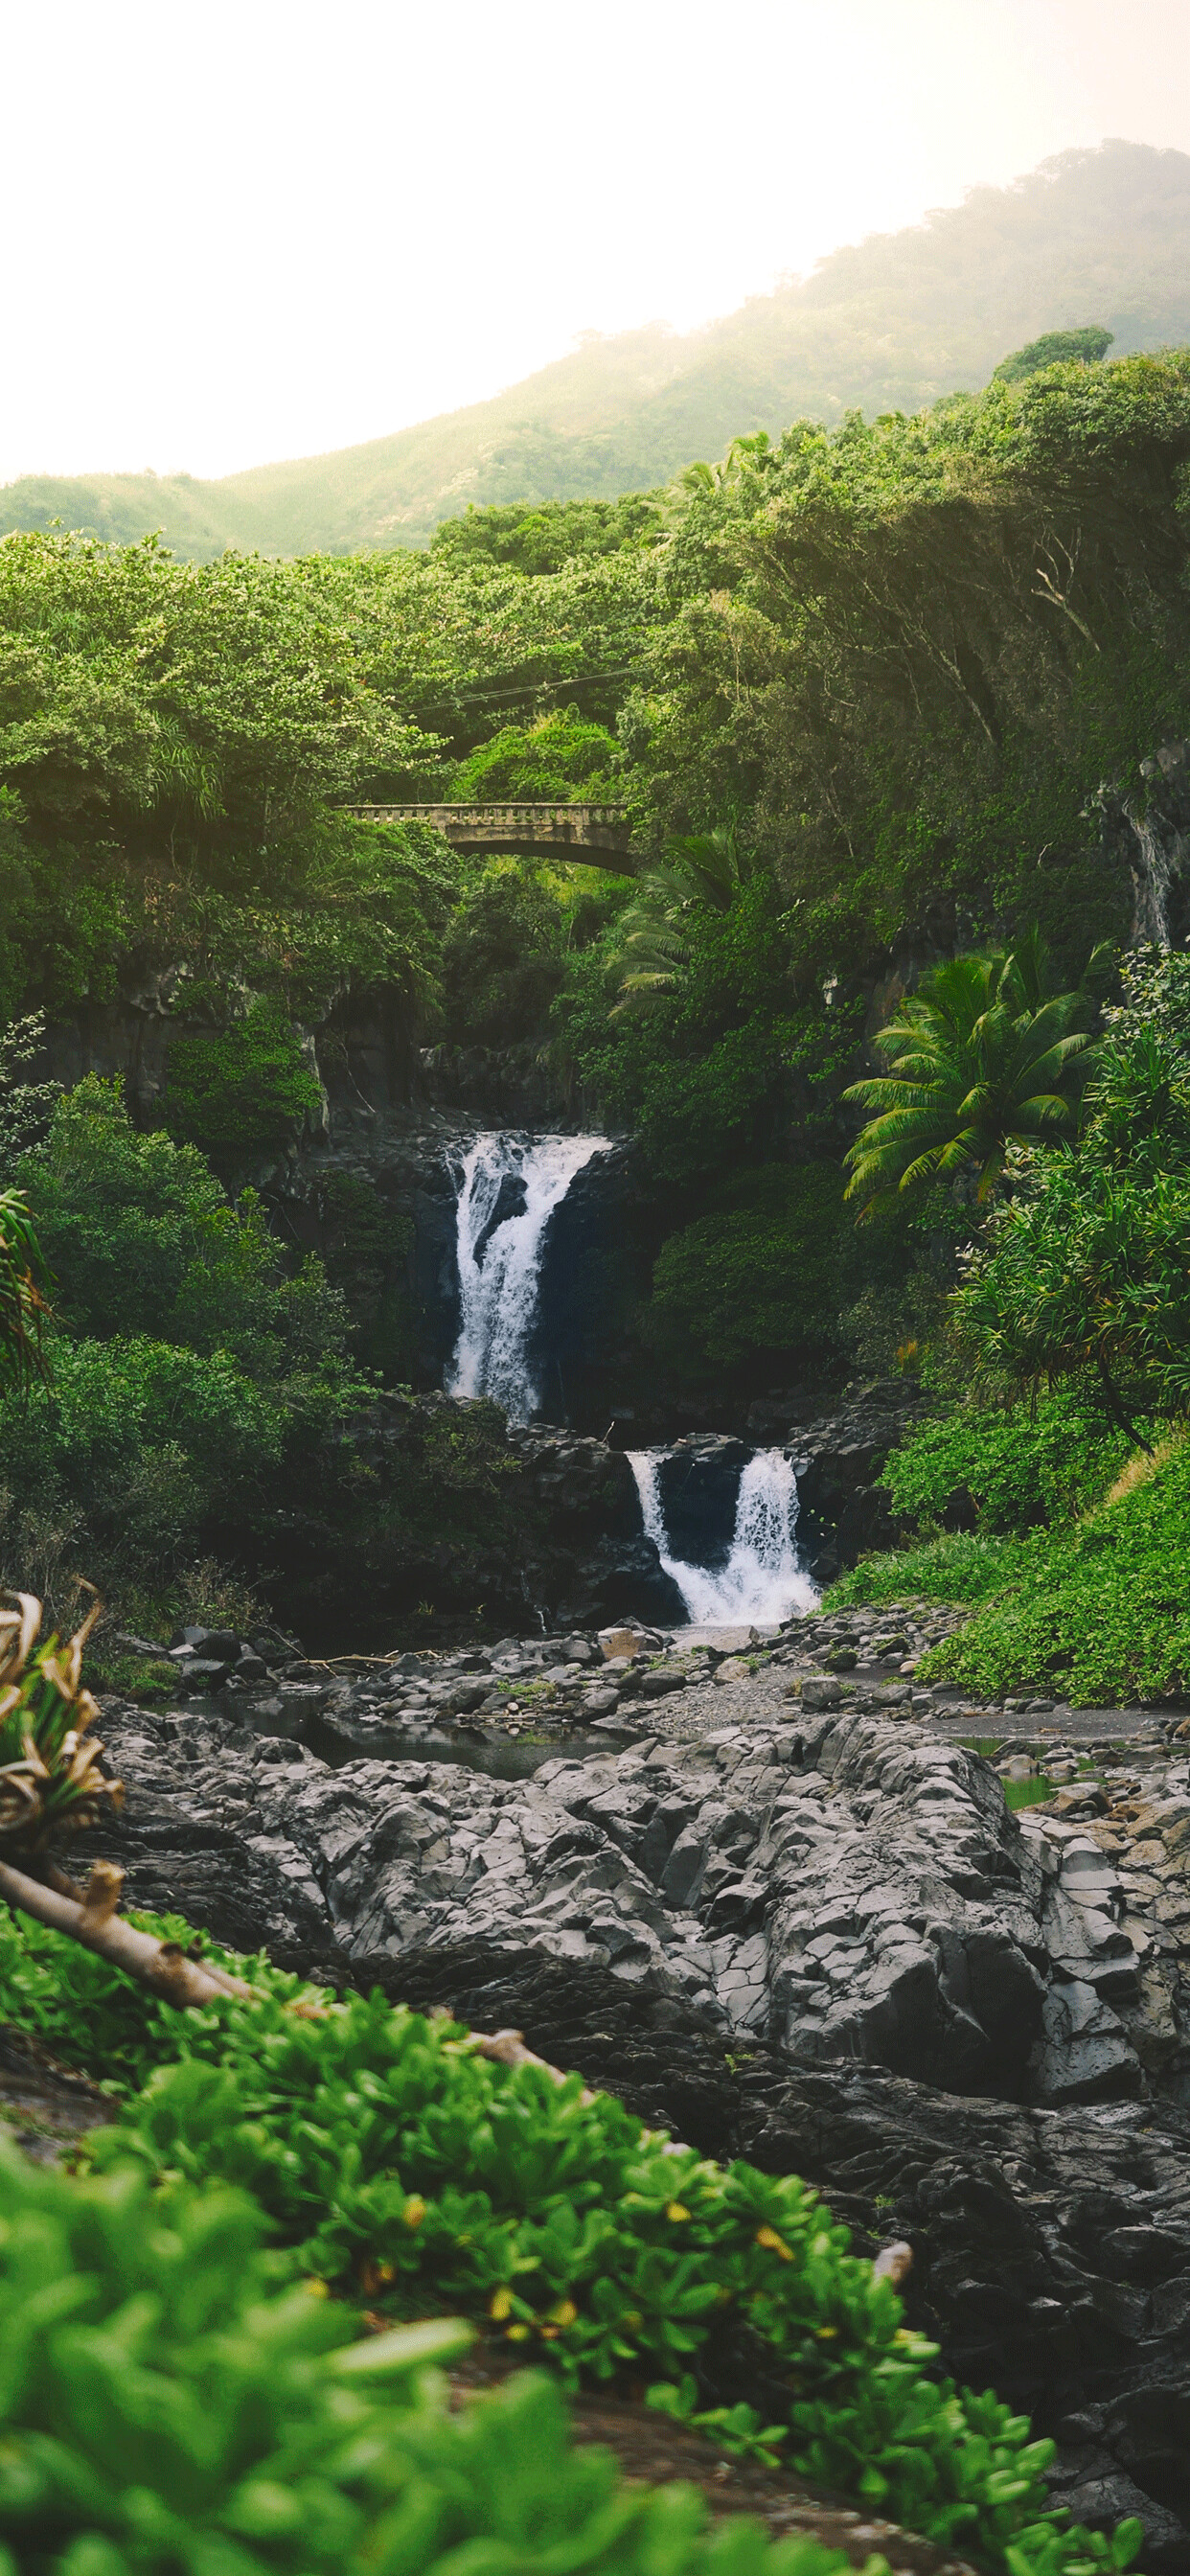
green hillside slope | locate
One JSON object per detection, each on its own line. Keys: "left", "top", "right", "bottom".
{"left": 6, "top": 137, "right": 1190, "bottom": 561}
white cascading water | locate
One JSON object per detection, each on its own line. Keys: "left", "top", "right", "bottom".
{"left": 629, "top": 1448, "right": 817, "bottom": 1625}
{"left": 447, "top": 1133, "right": 610, "bottom": 1421}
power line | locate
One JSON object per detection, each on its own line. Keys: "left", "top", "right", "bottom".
{"left": 421, "top": 659, "right": 648, "bottom": 709}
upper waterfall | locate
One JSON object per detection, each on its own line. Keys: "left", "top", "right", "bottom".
{"left": 447, "top": 1132, "right": 610, "bottom": 1421}
{"left": 629, "top": 1447, "right": 817, "bottom": 1625}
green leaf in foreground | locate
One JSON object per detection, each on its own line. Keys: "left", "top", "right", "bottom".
{"left": 0, "top": 2140, "right": 880, "bottom": 2576}
{"left": 0, "top": 1902, "right": 1149, "bottom": 2576}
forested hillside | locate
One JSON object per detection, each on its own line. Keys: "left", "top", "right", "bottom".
{"left": 2, "top": 333, "right": 1190, "bottom": 1673}
{"left": 8, "top": 287, "right": 1190, "bottom": 2576}
{"left": 4, "top": 138, "right": 1190, "bottom": 557}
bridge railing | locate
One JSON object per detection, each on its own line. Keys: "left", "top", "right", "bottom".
{"left": 348, "top": 802, "right": 630, "bottom": 830}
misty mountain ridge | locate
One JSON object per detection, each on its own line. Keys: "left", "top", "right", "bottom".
{"left": 6, "top": 138, "right": 1190, "bottom": 563}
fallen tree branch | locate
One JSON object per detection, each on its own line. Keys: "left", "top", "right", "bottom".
{"left": 872, "top": 2239, "right": 914, "bottom": 2288}
{"left": 465, "top": 2023, "right": 601, "bottom": 2105}
{"left": 0, "top": 1853, "right": 260, "bottom": 2008}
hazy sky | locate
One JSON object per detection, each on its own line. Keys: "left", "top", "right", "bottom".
{"left": 5, "top": 0, "right": 1190, "bottom": 486}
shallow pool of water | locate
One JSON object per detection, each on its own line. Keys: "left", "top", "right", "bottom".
{"left": 304, "top": 1713, "right": 638, "bottom": 1780}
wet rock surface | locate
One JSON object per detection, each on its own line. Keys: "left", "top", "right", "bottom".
{"left": 783, "top": 1384, "right": 932, "bottom": 1583}
{"left": 335, "top": 1394, "right": 687, "bottom": 1632}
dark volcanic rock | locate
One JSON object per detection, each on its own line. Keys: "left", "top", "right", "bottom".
{"left": 471, "top": 1168, "right": 528, "bottom": 1266}
{"left": 259, "top": 1386, "right": 687, "bottom": 1640}
{"left": 790, "top": 1383, "right": 932, "bottom": 1580}
{"left": 86, "top": 1701, "right": 1158, "bottom": 2111}
{"left": 655, "top": 1439, "right": 752, "bottom": 1573}
{"left": 74, "top": 1697, "right": 1190, "bottom": 2562}
{"left": 739, "top": 2064, "right": 1190, "bottom": 2569}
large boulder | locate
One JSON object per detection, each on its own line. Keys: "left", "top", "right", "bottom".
{"left": 788, "top": 1382, "right": 932, "bottom": 1579}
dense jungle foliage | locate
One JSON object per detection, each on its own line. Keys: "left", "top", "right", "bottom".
{"left": 1, "top": 325, "right": 1187, "bottom": 2576}
{"left": 831, "top": 953, "right": 1190, "bottom": 1702}
{"left": 4, "top": 337, "right": 1190, "bottom": 1669}
{"left": 7, "top": 343, "right": 1190, "bottom": 1061}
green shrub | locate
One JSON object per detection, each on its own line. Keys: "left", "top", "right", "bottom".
{"left": 993, "top": 328, "right": 1113, "bottom": 383}
{"left": 316, "top": 1171, "right": 417, "bottom": 1381}
{"left": 439, "top": 865, "right": 569, "bottom": 1046}
{"left": 0, "top": 2145, "right": 862, "bottom": 2576}
{"left": 831, "top": 1437, "right": 1190, "bottom": 1704}
{"left": 917, "top": 1437, "right": 1190, "bottom": 1703}
{"left": 429, "top": 495, "right": 663, "bottom": 573}
{"left": 0, "top": 1330, "right": 367, "bottom": 1640}
{"left": 450, "top": 708, "right": 620, "bottom": 800}
{"left": 951, "top": 974, "right": 1190, "bottom": 1433}
{"left": 646, "top": 1166, "right": 855, "bottom": 1374}
{"left": 439, "top": 862, "right": 620, "bottom": 1049}
{"left": 20, "top": 1077, "right": 348, "bottom": 1373}
{"left": 0, "top": 1902, "right": 258, "bottom": 2091}
{"left": 162, "top": 1000, "right": 323, "bottom": 1169}
{"left": 81, "top": 1650, "right": 178, "bottom": 1704}
{"left": 0, "top": 1907, "right": 1145, "bottom": 2574}
{"left": 881, "top": 1393, "right": 1132, "bottom": 1536}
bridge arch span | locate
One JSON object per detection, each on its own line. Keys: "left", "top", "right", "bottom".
{"left": 349, "top": 802, "right": 642, "bottom": 876}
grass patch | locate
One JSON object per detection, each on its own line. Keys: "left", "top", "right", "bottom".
{"left": 917, "top": 1441, "right": 1190, "bottom": 1705}
{"left": 85, "top": 1650, "right": 178, "bottom": 1704}
{"left": 828, "top": 1443, "right": 1190, "bottom": 1707}
{"left": 826, "top": 1532, "right": 1023, "bottom": 1611}
{"left": 1103, "top": 1431, "right": 1188, "bottom": 1506}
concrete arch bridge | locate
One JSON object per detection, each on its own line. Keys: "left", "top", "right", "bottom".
{"left": 350, "top": 802, "right": 641, "bottom": 876}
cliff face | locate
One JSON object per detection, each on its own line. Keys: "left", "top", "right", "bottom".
{"left": 1094, "top": 740, "right": 1190, "bottom": 946}
{"left": 142, "top": 1378, "right": 686, "bottom": 1651}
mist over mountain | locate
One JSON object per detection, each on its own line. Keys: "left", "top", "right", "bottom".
{"left": 7, "top": 138, "right": 1190, "bottom": 561}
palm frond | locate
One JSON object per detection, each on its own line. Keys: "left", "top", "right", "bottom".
{"left": 0, "top": 1190, "right": 53, "bottom": 1391}
{"left": 845, "top": 926, "right": 1108, "bottom": 1216}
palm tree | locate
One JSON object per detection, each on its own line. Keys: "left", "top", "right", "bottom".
{"left": 842, "top": 932, "right": 1106, "bottom": 1219}
{"left": 0, "top": 1189, "right": 51, "bottom": 1387}
{"left": 610, "top": 827, "right": 744, "bottom": 1013}
{"left": 667, "top": 432, "right": 775, "bottom": 519}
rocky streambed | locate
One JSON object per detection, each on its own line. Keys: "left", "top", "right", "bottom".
{"left": 72, "top": 1616, "right": 1190, "bottom": 2568}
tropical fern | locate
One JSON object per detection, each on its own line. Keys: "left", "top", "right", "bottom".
{"left": 610, "top": 827, "right": 744, "bottom": 1011}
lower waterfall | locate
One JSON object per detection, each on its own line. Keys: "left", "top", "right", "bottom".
{"left": 629, "top": 1447, "right": 817, "bottom": 1625}
{"left": 447, "top": 1131, "right": 610, "bottom": 1421}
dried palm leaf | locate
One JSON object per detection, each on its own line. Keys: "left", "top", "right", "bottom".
{"left": 0, "top": 1586, "right": 122, "bottom": 1856}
